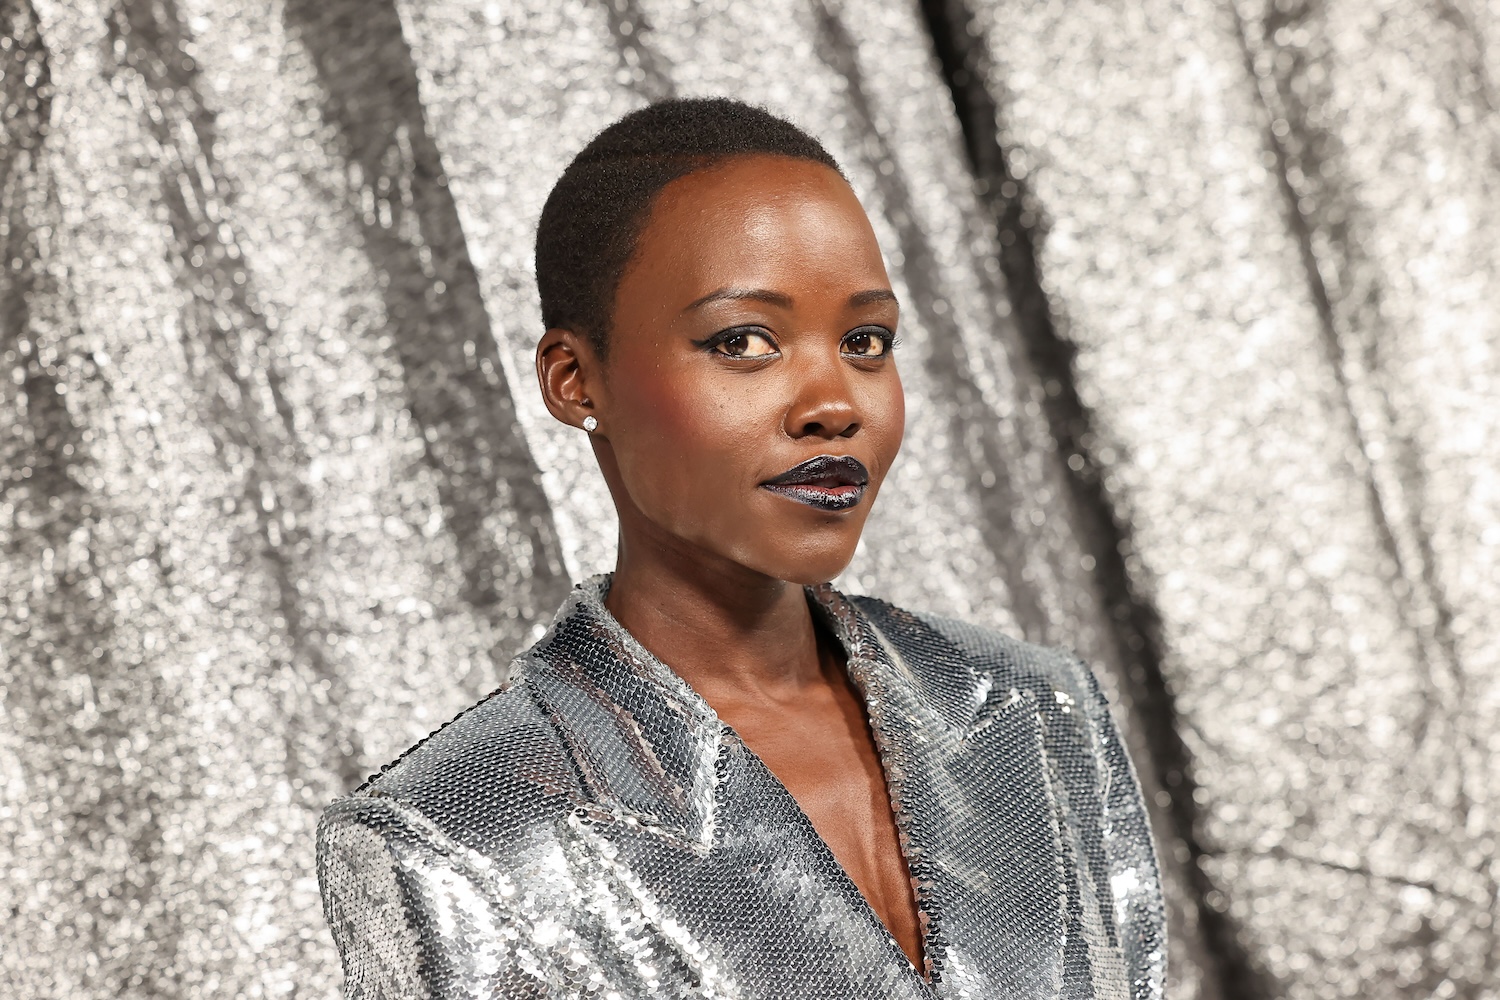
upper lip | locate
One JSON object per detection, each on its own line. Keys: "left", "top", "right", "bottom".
{"left": 761, "top": 455, "right": 870, "bottom": 488}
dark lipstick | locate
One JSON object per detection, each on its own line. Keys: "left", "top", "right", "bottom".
{"left": 759, "top": 455, "right": 870, "bottom": 512}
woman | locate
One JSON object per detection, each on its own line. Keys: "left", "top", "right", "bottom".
{"left": 318, "top": 98, "right": 1165, "bottom": 1000}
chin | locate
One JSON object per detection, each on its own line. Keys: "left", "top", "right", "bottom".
{"left": 694, "top": 507, "right": 869, "bottom": 586}
{"left": 761, "top": 541, "right": 859, "bottom": 587}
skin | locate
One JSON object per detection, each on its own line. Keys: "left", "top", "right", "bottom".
{"left": 535, "top": 154, "right": 923, "bottom": 973}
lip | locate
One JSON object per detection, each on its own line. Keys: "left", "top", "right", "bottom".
{"left": 759, "top": 455, "right": 870, "bottom": 512}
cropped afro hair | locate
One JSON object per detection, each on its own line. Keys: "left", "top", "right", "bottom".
{"left": 535, "top": 97, "right": 843, "bottom": 358}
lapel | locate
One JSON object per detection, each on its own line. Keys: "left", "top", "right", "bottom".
{"left": 524, "top": 578, "right": 724, "bottom": 855}
{"left": 525, "top": 576, "right": 1068, "bottom": 998}
{"left": 811, "top": 588, "right": 1068, "bottom": 998}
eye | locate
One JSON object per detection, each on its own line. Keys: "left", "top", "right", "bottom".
{"left": 841, "top": 326, "right": 897, "bottom": 358}
{"left": 705, "top": 328, "right": 779, "bottom": 358}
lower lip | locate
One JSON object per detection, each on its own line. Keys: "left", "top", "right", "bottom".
{"left": 760, "top": 482, "right": 867, "bottom": 511}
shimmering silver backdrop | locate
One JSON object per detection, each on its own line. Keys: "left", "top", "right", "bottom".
{"left": 1, "top": 0, "right": 1495, "bottom": 998}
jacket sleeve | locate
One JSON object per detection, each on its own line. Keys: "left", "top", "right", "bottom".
{"left": 1065, "top": 653, "right": 1168, "bottom": 1000}
{"left": 316, "top": 794, "right": 563, "bottom": 1000}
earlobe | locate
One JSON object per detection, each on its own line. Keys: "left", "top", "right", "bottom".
{"left": 536, "top": 327, "right": 602, "bottom": 432}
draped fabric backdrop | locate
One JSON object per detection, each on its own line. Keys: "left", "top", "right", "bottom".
{"left": 2, "top": 0, "right": 1497, "bottom": 997}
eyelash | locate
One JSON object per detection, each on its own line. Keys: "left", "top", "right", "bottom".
{"left": 694, "top": 326, "right": 901, "bottom": 358}
{"left": 845, "top": 326, "right": 901, "bottom": 356}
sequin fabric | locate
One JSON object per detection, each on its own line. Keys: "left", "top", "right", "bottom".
{"left": 9, "top": 0, "right": 1496, "bottom": 996}
{"left": 317, "top": 576, "right": 1165, "bottom": 999}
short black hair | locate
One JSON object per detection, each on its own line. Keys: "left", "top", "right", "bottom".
{"left": 535, "top": 97, "right": 843, "bottom": 358}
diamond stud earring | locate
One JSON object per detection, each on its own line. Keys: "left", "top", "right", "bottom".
{"left": 582, "top": 415, "right": 598, "bottom": 433}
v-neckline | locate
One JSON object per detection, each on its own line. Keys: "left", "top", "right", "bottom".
{"left": 718, "top": 716, "right": 940, "bottom": 995}
{"left": 800, "top": 588, "right": 941, "bottom": 994}
{"left": 806, "top": 593, "right": 935, "bottom": 985}
{"left": 580, "top": 574, "right": 943, "bottom": 995}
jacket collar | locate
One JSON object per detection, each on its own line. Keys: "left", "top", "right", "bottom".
{"left": 522, "top": 576, "right": 998, "bottom": 840}
{"left": 522, "top": 574, "right": 725, "bottom": 852}
{"left": 823, "top": 593, "right": 1068, "bottom": 996}
{"left": 522, "top": 575, "right": 1066, "bottom": 995}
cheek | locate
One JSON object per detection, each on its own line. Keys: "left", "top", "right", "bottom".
{"left": 610, "top": 367, "right": 765, "bottom": 517}
{"left": 887, "top": 379, "right": 907, "bottom": 451}
{"left": 864, "top": 374, "right": 907, "bottom": 475}
{"left": 620, "top": 370, "right": 743, "bottom": 456}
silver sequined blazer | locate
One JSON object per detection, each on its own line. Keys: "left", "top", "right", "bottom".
{"left": 318, "top": 577, "right": 1166, "bottom": 999}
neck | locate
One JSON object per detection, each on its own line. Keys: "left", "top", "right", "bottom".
{"left": 603, "top": 532, "right": 829, "bottom": 704}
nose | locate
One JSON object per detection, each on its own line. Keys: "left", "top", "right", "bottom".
{"left": 784, "top": 350, "right": 860, "bottom": 440}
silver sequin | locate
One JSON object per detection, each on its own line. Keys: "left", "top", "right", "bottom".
{"left": 318, "top": 576, "right": 1165, "bottom": 998}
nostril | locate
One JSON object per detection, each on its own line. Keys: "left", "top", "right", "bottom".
{"left": 790, "top": 419, "right": 860, "bottom": 440}
{"left": 786, "top": 398, "right": 860, "bottom": 439}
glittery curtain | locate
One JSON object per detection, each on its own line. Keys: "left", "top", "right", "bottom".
{"left": 1, "top": 0, "right": 1495, "bottom": 997}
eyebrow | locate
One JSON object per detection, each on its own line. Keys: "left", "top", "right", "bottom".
{"left": 683, "top": 286, "right": 898, "bottom": 313}
{"left": 848, "top": 288, "right": 898, "bottom": 307}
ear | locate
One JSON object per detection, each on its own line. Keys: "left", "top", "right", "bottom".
{"left": 535, "top": 327, "right": 604, "bottom": 433}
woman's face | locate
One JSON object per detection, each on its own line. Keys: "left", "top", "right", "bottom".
{"left": 572, "top": 154, "right": 904, "bottom": 586}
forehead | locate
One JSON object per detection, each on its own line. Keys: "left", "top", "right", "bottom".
{"left": 620, "top": 155, "right": 889, "bottom": 304}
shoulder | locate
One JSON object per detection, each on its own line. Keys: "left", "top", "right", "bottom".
{"left": 847, "top": 593, "right": 1105, "bottom": 710}
{"left": 319, "top": 658, "right": 580, "bottom": 858}
{"left": 315, "top": 663, "right": 608, "bottom": 997}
